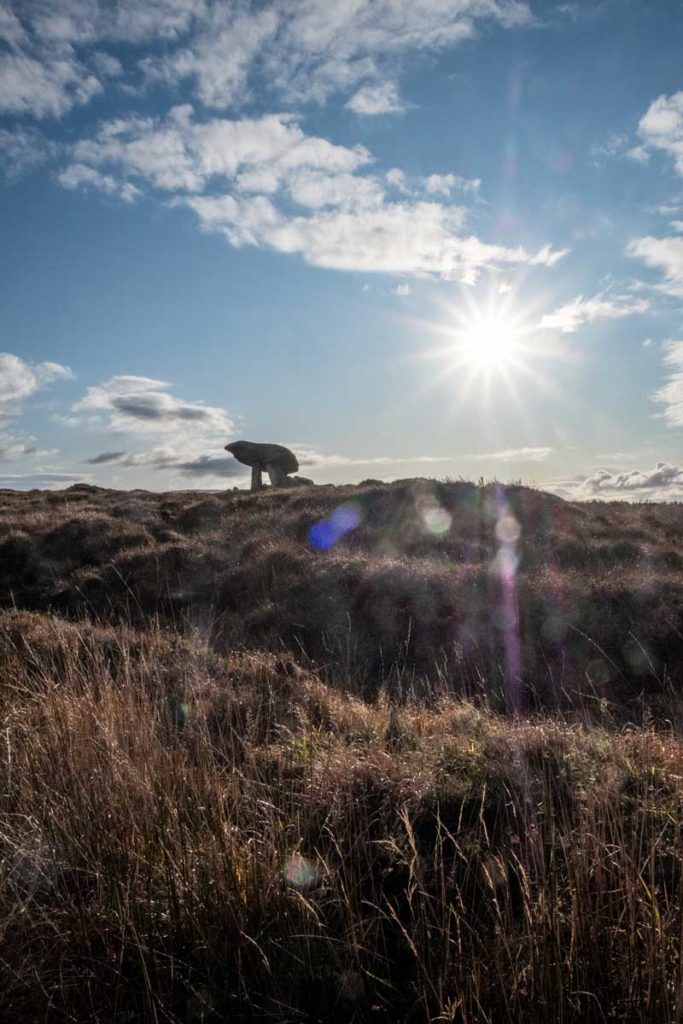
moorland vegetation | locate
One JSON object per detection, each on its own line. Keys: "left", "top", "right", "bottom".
{"left": 0, "top": 479, "right": 682, "bottom": 1022}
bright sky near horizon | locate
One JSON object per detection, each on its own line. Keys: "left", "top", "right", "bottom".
{"left": 1, "top": 0, "right": 683, "bottom": 499}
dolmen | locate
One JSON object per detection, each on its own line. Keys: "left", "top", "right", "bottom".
{"left": 225, "top": 440, "right": 314, "bottom": 491}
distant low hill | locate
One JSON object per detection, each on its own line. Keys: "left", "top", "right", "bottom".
{"left": 2, "top": 479, "right": 681, "bottom": 719}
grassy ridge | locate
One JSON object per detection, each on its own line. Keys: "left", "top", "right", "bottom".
{"left": 1, "top": 480, "right": 682, "bottom": 716}
{"left": 0, "top": 481, "right": 682, "bottom": 1021}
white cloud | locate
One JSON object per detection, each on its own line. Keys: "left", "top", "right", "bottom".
{"left": 653, "top": 340, "right": 683, "bottom": 428}
{"left": 65, "top": 107, "right": 372, "bottom": 196}
{"left": 636, "top": 90, "right": 683, "bottom": 174}
{"left": 0, "top": 353, "right": 73, "bottom": 412}
{"left": 90, "top": 51, "right": 123, "bottom": 78}
{"left": 0, "top": 6, "right": 28, "bottom": 47}
{"left": 528, "top": 244, "right": 569, "bottom": 268}
{"left": 628, "top": 235, "right": 683, "bottom": 298}
{"left": 292, "top": 448, "right": 453, "bottom": 468}
{"left": 627, "top": 145, "right": 650, "bottom": 165}
{"left": 58, "top": 162, "right": 140, "bottom": 201}
{"left": 186, "top": 192, "right": 563, "bottom": 278}
{"left": 0, "top": 436, "right": 37, "bottom": 461}
{"left": 590, "top": 132, "right": 650, "bottom": 166}
{"left": 0, "top": 52, "right": 102, "bottom": 118}
{"left": 82, "top": 443, "right": 454, "bottom": 481}
{"left": 17, "top": 0, "right": 205, "bottom": 46}
{"left": 142, "top": 0, "right": 531, "bottom": 110}
{"left": 465, "top": 446, "right": 553, "bottom": 462}
{"left": 63, "top": 106, "right": 562, "bottom": 280}
{"left": 0, "top": 471, "right": 89, "bottom": 490}
{"left": 423, "top": 173, "right": 481, "bottom": 196}
{"left": 580, "top": 461, "right": 683, "bottom": 498}
{"left": 140, "top": 6, "right": 279, "bottom": 109}
{"left": 386, "top": 168, "right": 409, "bottom": 192}
{"left": 0, "top": 126, "right": 58, "bottom": 178}
{"left": 71, "top": 374, "right": 234, "bottom": 435}
{"left": 394, "top": 283, "right": 411, "bottom": 296}
{"left": 591, "top": 131, "right": 628, "bottom": 160}
{"left": 595, "top": 451, "right": 638, "bottom": 461}
{"left": 283, "top": 168, "right": 384, "bottom": 210}
{"left": 424, "top": 173, "right": 457, "bottom": 195}
{"left": 346, "top": 81, "right": 406, "bottom": 116}
{"left": 0, "top": 0, "right": 533, "bottom": 124}
{"left": 539, "top": 292, "right": 649, "bottom": 333}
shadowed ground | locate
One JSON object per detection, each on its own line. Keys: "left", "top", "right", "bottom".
{"left": 1, "top": 478, "right": 681, "bottom": 718}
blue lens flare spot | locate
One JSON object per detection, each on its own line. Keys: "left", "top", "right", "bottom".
{"left": 330, "top": 502, "right": 361, "bottom": 532}
{"left": 309, "top": 502, "right": 362, "bottom": 549}
{"left": 309, "top": 520, "right": 337, "bottom": 549}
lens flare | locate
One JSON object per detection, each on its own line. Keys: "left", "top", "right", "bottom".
{"left": 309, "top": 502, "right": 362, "bottom": 550}
{"left": 283, "top": 853, "right": 322, "bottom": 891}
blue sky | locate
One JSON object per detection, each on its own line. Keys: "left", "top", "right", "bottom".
{"left": 1, "top": 0, "right": 682, "bottom": 498}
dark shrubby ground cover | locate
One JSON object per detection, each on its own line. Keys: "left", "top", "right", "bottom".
{"left": 1, "top": 479, "right": 682, "bottom": 717}
{"left": 0, "top": 480, "right": 682, "bottom": 1022}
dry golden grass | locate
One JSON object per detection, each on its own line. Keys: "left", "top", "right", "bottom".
{"left": 0, "top": 480, "right": 682, "bottom": 1021}
{"left": 0, "top": 611, "right": 682, "bottom": 1022}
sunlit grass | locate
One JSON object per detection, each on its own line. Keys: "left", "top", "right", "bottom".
{"left": 0, "top": 611, "right": 682, "bottom": 1022}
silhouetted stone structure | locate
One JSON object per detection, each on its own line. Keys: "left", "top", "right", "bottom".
{"left": 225, "top": 440, "right": 310, "bottom": 491}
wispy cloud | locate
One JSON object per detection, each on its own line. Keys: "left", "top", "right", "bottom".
{"left": 84, "top": 450, "right": 127, "bottom": 464}
{"left": 628, "top": 235, "right": 683, "bottom": 298}
{"left": 59, "top": 104, "right": 563, "bottom": 280}
{"left": 0, "top": 126, "right": 59, "bottom": 178}
{"left": 85, "top": 447, "right": 250, "bottom": 479}
{"left": 0, "top": 437, "right": 37, "bottom": 461}
{"left": 139, "top": 0, "right": 531, "bottom": 110}
{"left": 539, "top": 292, "right": 649, "bottom": 333}
{"left": 71, "top": 374, "right": 234, "bottom": 435}
{"left": 423, "top": 172, "right": 480, "bottom": 196}
{"left": 84, "top": 445, "right": 456, "bottom": 481}
{"left": 0, "top": 471, "right": 89, "bottom": 490}
{"left": 653, "top": 340, "right": 683, "bottom": 427}
{"left": 465, "top": 446, "right": 553, "bottom": 462}
{"left": 292, "top": 449, "right": 453, "bottom": 469}
{"left": 1, "top": 0, "right": 532, "bottom": 121}
{"left": 0, "top": 52, "right": 102, "bottom": 118}
{"left": 636, "top": 90, "right": 683, "bottom": 174}
{"left": 58, "top": 162, "right": 140, "bottom": 202}
{"left": 346, "top": 81, "right": 406, "bottom": 116}
{"left": 0, "top": 352, "right": 73, "bottom": 415}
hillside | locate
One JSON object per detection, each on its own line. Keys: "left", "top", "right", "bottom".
{"left": 2, "top": 479, "right": 682, "bottom": 716}
{"left": 1, "top": 480, "right": 682, "bottom": 1022}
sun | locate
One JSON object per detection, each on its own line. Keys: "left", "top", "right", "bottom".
{"left": 410, "top": 286, "right": 568, "bottom": 412}
{"left": 457, "top": 311, "right": 520, "bottom": 372}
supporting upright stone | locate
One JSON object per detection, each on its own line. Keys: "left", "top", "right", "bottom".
{"left": 265, "top": 462, "right": 288, "bottom": 488}
{"left": 251, "top": 465, "right": 263, "bottom": 491}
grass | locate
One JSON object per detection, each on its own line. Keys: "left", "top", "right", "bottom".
{"left": 0, "top": 480, "right": 682, "bottom": 1021}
